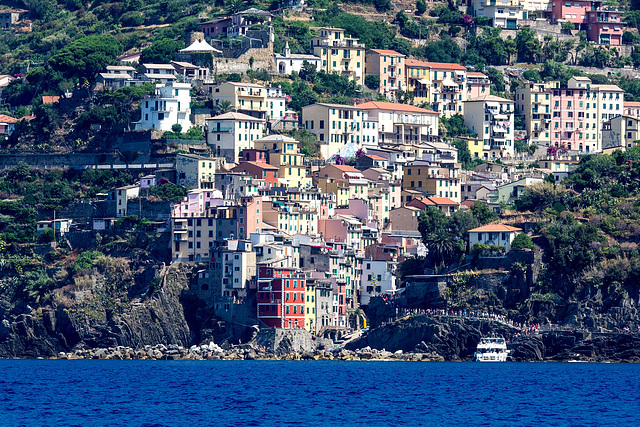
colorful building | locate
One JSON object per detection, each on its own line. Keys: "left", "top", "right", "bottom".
{"left": 257, "top": 266, "right": 307, "bottom": 329}
{"left": 310, "top": 27, "right": 365, "bottom": 86}
{"left": 364, "top": 49, "right": 405, "bottom": 97}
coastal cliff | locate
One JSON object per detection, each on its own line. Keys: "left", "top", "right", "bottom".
{"left": 0, "top": 264, "right": 195, "bottom": 358}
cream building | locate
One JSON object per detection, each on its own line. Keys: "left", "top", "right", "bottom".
{"left": 310, "top": 27, "right": 366, "bottom": 86}
{"left": 464, "top": 95, "right": 515, "bottom": 159}
{"left": 254, "top": 134, "right": 311, "bottom": 187}
{"left": 210, "top": 81, "right": 269, "bottom": 119}
{"left": 205, "top": 112, "right": 266, "bottom": 163}
{"left": 301, "top": 103, "right": 367, "bottom": 159}
{"left": 357, "top": 101, "right": 439, "bottom": 146}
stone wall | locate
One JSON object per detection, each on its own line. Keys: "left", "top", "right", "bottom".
{"left": 214, "top": 46, "right": 275, "bottom": 75}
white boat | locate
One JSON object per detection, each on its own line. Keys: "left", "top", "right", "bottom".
{"left": 474, "top": 337, "right": 509, "bottom": 362}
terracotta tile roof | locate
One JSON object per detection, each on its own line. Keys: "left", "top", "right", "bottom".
{"left": 331, "top": 165, "right": 360, "bottom": 172}
{"left": 624, "top": 101, "right": 640, "bottom": 107}
{"left": 405, "top": 59, "right": 431, "bottom": 68}
{"left": 468, "top": 224, "right": 522, "bottom": 233}
{"left": 356, "top": 101, "right": 438, "bottom": 115}
{"left": 239, "top": 161, "right": 278, "bottom": 169}
{"left": 422, "top": 61, "right": 467, "bottom": 71}
{"left": 42, "top": 95, "right": 60, "bottom": 104}
{"left": 365, "top": 154, "right": 387, "bottom": 160}
{"left": 368, "top": 49, "right": 405, "bottom": 56}
{"left": 0, "top": 114, "right": 19, "bottom": 123}
{"left": 425, "top": 197, "right": 458, "bottom": 205}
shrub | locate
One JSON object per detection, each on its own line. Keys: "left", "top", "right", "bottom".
{"left": 511, "top": 233, "right": 535, "bottom": 250}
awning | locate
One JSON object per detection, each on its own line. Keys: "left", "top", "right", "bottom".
{"left": 418, "top": 78, "right": 432, "bottom": 85}
{"left": 442, "top": 79, "right": 457, "bottom": 86}
{"left": 180, "top": 38, "right": 222, "bottom": 54}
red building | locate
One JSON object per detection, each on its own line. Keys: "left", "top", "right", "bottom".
{"left": 586, "top": 8, "right": 622, "bottom": 46}
{"left": 232, "top": 161, "right": 279, "bottom": 187}
{"left": 239, "top": 148, "right": 269, "bottom": 163}
{"left": 551, "top": 1, "right": 622, "bottom": 45}
{"left": 257, "top": 266, "right": 306, "bottom": 329}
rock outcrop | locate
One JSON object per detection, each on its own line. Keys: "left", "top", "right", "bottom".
{"left": 0, "top": 264, "right": 194, "bottom": 358}
{"left": 346, "top": 315, "right": 520, "bottom": 360}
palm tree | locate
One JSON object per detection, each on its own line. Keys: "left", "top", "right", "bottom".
{"left": 425, "top": 230, "right": 459, "bottom": 273}
{"left": 214, "top": 100, "right": 234, "bottom": 115}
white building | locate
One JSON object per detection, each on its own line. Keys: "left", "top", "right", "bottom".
{"left": 471, "top": 0, "right": 524, "bottom": 29}
{"left": 141, "top": 63, "right": 178, "bottom": 84}
{"left": 357, "top": 101, "right": 439, "bottom": 146}
{"left": 468, "top": 224, "right": 522, "bottom": 254}
{"left": 205, "top": 112, "right": 266, "bottom": 163}
{"left": 110, "top": 185, "right": 140, "bottom": 217}
{"left": 274, "top": 42, "right": 321, "bottom": 76}
{"left": 464, "top": 95, "right": 515, "bottom": 159}
{"left": 266, "top": 85, "right": 287, "bottom": 121}
{"left": 360, "top": 259, "right": 396, "bottom": 306}
{"left": 135, "top": 82, "right": 191, "bottom": 131}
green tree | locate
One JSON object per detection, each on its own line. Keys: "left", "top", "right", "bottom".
{"left": 49, "top": 35, "right": 123, "bottom": 82}
{"left": 484, "top": 67, "right": 505, "bottom": 93}
{"left": 470, "top": 200, "right": 497, "bottom": 224}
{"left": 171, "top": 123, "right": 183, "bottom": 134}
{"left": 416, "top": 0, "right": 427, "bottom": 15}
{"left": 424, "top": 229, "right": 461, "bottom": 271}
{"left": 140, "top": 38, "right": 183, "bottom": 64}
{"left": 215, "top": 100, "right": 234, "bottom": 115}
{"left": 365, "top": 75, "right": 380, "bottom": 91}
{"left": 516, "top": 27, "right": 541, "bottom": 63}
{"left": 511, "top": 233, "right": 535, "bottom": 250}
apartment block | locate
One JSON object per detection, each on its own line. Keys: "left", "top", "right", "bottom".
{"left": 471, "top": 0, "right": 524, "bottom": 29}
{"left": 301, "top": 103, "right": 367, "bottom": 159}
{"left": 358, "top": 101, "right": 439, "bottom": 145}
{"left": 464, "top": 95, "right": 516, "bottom": 159}
{"left": 310, "top": 27, "right": 365, "bottom": 86}
{"left": 210, "top": 81, "right": 270, "bottom": 119}
{"left": 135, "top": 82, "right": 191, "bottom": 131}
{"left": 551, "top": 1, "right": 622, "bottom": 45}
{"left": 205, "top": 112, "right": 266, "bottom": 163}
{"left": 364, "top": 49, "right": 406, "bottom": 97}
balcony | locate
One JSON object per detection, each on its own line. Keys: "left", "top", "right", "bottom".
{"left": 209, "top": 126, "right": 233, "bottom": 133}
{"left": 173, "top": 234, "right": 188, "bottom": 241}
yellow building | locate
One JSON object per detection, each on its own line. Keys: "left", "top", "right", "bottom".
{"left": 402, "top": 158, "right": 461, "bottom": 203}
{"left": 404, "top": 60, "right": 468, "bottom": 117}
{"left": 210, "top": 81, "right": 268, "bottom": 119}
{"left": 405, "top": 59, "right": 432, "bottom": 105}
{"left": 254, "top": 134, "right": 310, "bottom": 187}
{"left": 305, "top": 281, "right": 317, "bottom": 332}
{"left": 310, "top": 27, "right": 365, "bottom": 86}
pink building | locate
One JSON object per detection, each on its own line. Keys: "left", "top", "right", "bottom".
{"left": 466, "top": 72, "right": 490, "bottom": 101}
{"left": 200, "top": 17, "right": 231, "bottom": 37}
{"left": 552, "top": 1, "right": 622, "bottom": 45}
{"left": 238, "top": 196, "right": 263, "bottom": 239}
{"left": 172, "top": 189, "right": 224, "bottom": 218}
{"left": 240, "top": 148, "right": 269, "bottom": 163}
{"left": 551, "top": 88, "right": 585, "bottom": 150}
{"left": 334, "top": 198, "right": 376, "bottom": 228}
{"left": 586, "top": 8, "right": 622, "bottom": 45}
{"left": 364, "top": 49, "right": 406, "bottom": 96}
{"left": 552, "top": 0, "right": 590, "bottom": 25}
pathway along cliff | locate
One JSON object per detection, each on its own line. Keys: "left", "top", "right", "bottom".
{"left": 1, "top": 263, "right": 639, "bottom": 361}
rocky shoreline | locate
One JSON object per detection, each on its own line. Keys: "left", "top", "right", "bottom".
{"left": 48, "top": 343, "right": 447, "bottom": 362}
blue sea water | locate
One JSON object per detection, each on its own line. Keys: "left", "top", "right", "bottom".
{"left": 0, "top": 360, "right": 639, "bottom": 426}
